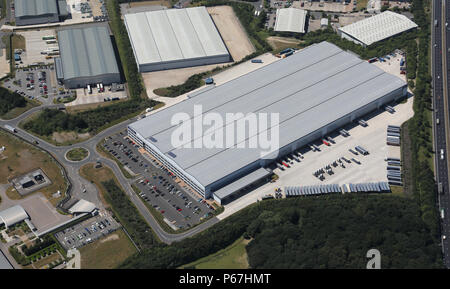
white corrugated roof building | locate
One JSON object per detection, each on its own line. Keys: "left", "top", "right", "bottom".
{"left": 274, "top": 8, "right": 308, "bottom": 33}
{"left": 338, "top": 11, "right": 418, "bottom": 46}
{"left": 124, "top": 6, "right": 230, "bottom": 72}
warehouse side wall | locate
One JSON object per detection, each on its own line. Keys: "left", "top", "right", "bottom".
{"left": 63, "top": 73, "right": 121, "bottom": 89}
{"left": 138, "top": 54, "right": 231, "bottom": 73}
{"left": 15, "top": 14, "right": 59, "bottom": 26}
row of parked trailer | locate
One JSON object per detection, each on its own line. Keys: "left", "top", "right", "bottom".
{"left": 386, "top": 125, "right": 401, "bottom": 146}
{"left": 342, "top": 182, "right": 391, "bottom": 193}
{"left": 285, "top": 184, "right": 342, "bottom": 197}
{"left": 386, "top": 156, "right": 402, "bottom": 186}
{"left": 285, "top": 182, "right": 391, "bottom": 197}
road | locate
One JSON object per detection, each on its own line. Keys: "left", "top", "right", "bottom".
{"left": 432, "top": 0, "right": 450, "bottom": 268}
{"left": 0, "top": 96, "right": 220, "bottom": 246}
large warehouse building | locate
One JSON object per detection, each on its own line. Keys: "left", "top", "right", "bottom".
{"left": 127, "top": 42, "right": 407, "bottom": 204}
{"left": 338, "top": 11, "right": 418, "bottom": 46}
{"left": 124, "top": 6, "right": 230, "bottom": 72}
{"left": 274, "top": 8, "right": 308, "bottom": 34}
{"left": 55, "top": 26, "right": 121, "bottom": 89}
{"left": 14, "top": 0, "right": 68, "bottom": 26}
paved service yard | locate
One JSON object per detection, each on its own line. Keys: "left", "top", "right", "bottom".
{"left": 218, "top": 52, "right": 413, "bottom": 220}
{"left": 20, "top": 194, "right": 72, "bottom": 233}
{"left": 66, "top": 86, "right": 127, "bottom": 106}
{"left": 103, "top": 132, "right": 215, "bottom": 230}
{"left": 16, "top": 29, "right": 57, "bottom": 67}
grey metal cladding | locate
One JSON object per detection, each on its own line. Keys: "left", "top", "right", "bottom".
{"left": 58, "top": 26, "right": 119, "bottom": 81}
{"left": 15, "top": 0, "right": 58, "bottom": 17}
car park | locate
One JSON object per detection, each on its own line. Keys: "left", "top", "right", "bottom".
{"left": 105, "top": 131, "right": 215, "bottom": 228}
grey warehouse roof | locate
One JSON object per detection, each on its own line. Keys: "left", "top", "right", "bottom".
{"left": 58, "top": 26, "right": 119, "bottom": 80}
{"left": 0, "top": 205, "right": 29, "bottom": 228}
{"left": 14, "top": 0, "right": 58, "bottom": 17}
{"left": 124, "top": 6, "right": 229, "bottom": 67}
{"left": 338, "top": 11, "right": 418, "bottom": 46}
{"left": 213, "top": 168, "right": 271, "bottom": 200}
{"left": 0, "top": 251, "right": 13, "bottom": 269}
{"left": 274, "top": 8, "right": 308, "bottom": 33}
{"left": 129, "top": 41, "right": 406, "bottom": 188}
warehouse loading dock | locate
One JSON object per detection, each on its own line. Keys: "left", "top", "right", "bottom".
{"left": 128, "top": 41, "right": 407, "bottom": 204}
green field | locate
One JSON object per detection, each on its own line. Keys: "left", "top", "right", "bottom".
{"left": 79, "top": 229, "right": 137, "bottom": 269}
{"left": 180, "top": 236, "right": 250, "bottom": 269}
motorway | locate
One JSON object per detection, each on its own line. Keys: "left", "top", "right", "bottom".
{"left": 0, "top": 95, "right": 220, "bottom": 248}
{"left": 432, "top": 0, "right": 450, "bottom": 268}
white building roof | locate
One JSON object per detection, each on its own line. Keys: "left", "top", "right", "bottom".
{"left": 68, "top": 199, "right": 96, "bottom": 214}
{"left": 338, "top": 11, "right": 418, "bottom": 46}
{"left": 0, "top": 205, "right": 29, "bottom": 228}
{"left": 129, "top": 41, "right": 406, "bottom": 189}
{"left": 274, "top": 8, "right": 308, "bottom": 33}
{"left": 124, "top": 6, "right": 229, "bottom": 67}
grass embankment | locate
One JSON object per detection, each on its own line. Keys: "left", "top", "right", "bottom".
{"left": 79, "top": 163, "right": 161, "bottom": 250}
{"left": 20, "top": 100, "right": 162, "bottom": 146}
{"left": 0, "top": 130, "right": 67, "bottom": 206}
{"left": 0, "top": 99, "right": 40, "bottom": 120}
{"left": 65, "top": 147, "right": 88, "bottom": 161}
{"left": 79, "top": 229, "right": 137, "bottom": 269}
{"left": 180, "top": 236, "right": 250, "bottom": 269}
{"left": 0, "top": 0, "right": 7, "bottom": 19}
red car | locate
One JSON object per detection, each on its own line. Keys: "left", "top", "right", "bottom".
{"left": 177, "top": 208, "right": 182, "bottom": 212}
{"left": 161, "top": 210, "right": 165, "bottom": 214}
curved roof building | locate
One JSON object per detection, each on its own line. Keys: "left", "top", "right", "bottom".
{"left": 0, "top": 205, "right": 29, "bottom": 228}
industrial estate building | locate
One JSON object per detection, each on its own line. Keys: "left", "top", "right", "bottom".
{"left": 127, "top": 41, "right": 407, "bottom": 204}
{"left": 274, "top": 8, "right": 308, "bottom": 34}
{"left": 124, "top": 6, "right": 230, "bottom": 72}
{"left": 55, "top": 26, "right": 120, "bottom": 89}
{"left": 337, "top": 11, "right": 418, "bottom": 46}
{"left": 14, "top": 0, "right": 68, "bottom": 26}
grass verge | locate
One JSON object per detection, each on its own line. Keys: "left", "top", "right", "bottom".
{"left": 79, "top": 229, "right": 137, "bottom": 269}
{"left": 179, "top": 236, "right": 250, "bottom": 269}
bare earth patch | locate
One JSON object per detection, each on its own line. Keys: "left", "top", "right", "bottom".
{"left": 207, "top": 6, "right": 255, "bottom": 62}
{"left": 51, "top": 132, "right": 90, "bottom": 144}
{"left": 100, "top": 233, "right": 119, "bottom": 243}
